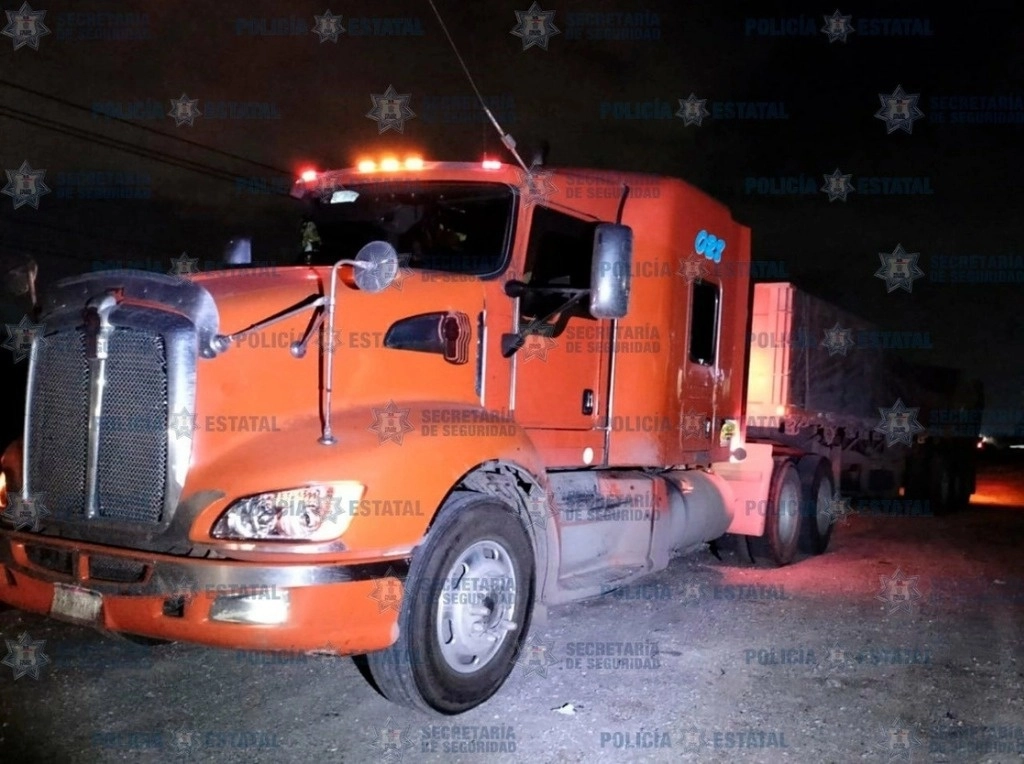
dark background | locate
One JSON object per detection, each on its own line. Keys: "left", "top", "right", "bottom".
{"left": 1, "top": 1, "right": 1021, "bottom": 432}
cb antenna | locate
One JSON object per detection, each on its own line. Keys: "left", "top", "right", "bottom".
{"left": 426, "top": 0, "right": 530, "bottom": 174}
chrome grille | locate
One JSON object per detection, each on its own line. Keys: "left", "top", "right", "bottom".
{"left": 97, "top": 330, "right": 168, "bottom": 522}
{"left": 27, "top": 332, "right": 89, "bottom": 517}
{"left": 28, "top": 327, "right": 169, "bottom": 525}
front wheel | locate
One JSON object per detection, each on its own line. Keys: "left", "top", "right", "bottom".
{"left": 367, "top": 492, "right": 535, "bottom": 714}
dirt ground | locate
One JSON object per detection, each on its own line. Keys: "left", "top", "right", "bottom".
{"left": 2, "top": 455, "right": 1023, "bottom": 763}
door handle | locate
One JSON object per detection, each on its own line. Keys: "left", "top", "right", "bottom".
{"left": 582, "top": 389, "right": 594, "bottom": 416}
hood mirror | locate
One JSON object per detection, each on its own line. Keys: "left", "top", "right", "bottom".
{"left": 353, "top": 241, "right": 400, "bottom": 293}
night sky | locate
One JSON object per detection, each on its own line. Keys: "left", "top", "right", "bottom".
{"left": 1, "top": 1, "right": 1022, "bottom": 431}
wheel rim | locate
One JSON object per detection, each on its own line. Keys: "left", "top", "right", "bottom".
{"left": 777, "top": 478, "right": 801, "bottom": 544}
{"left": 436, "top": 540, "right": 518, "bottom": 674}
{"left": 938, "top": 468, "right": 950, "bottom": 504}
{"left": 815, "top": 480, "right": 833, "bottom": 535}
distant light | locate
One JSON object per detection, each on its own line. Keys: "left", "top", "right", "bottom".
{"left": 300, "top": 169, "right": 318, "bottom": 182}
{"left": 482, "top": 159, "right": 502, "bottom": 170}
{"left": 380, "top": 157, "right": 400, "bottom": 172}
{"left": 775, "top": 405, "right": 785, "bottom": 416}
{"left": 404, "top": 156, "right": 424, "bottom": 170}
{"left": 357, "top": 159, "right": 376, "bottom": 173}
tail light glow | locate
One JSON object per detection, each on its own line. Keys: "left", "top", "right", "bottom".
{"left": 300, "top": 169, "right": 318, "bottom": 182}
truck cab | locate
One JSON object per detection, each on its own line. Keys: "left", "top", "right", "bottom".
{"left": 0, "top": 157, "right": 829, "bottom": 714}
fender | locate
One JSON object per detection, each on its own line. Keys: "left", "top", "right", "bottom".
{"left": 187, "top": 402, "right": 549, "bottom": 562}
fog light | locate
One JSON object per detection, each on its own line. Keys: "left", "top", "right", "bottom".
{"left": 209, "top": 590, "right": 290, "bottom": 625}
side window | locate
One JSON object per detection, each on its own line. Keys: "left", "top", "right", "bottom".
{"left": 689, "top": 280, "right": 720, "bottom": 365}
{"left": 520, "top": 205, "right": 597, "bottom": 321}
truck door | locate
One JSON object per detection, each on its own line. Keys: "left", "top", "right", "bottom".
{"left": 681, "top": 277, "right": 721, "bottom": 458}
{"left": 509, "top": 204, "right": 610, "bottom": 467}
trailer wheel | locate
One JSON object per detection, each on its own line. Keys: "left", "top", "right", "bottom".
{"left": 797, "top": 455, "right": 836, "bottom": 555}
{"left": 929, "top": 456, "right": 953, "bottom": 514}
{"left": 366, "top": 493, "right": 534, "bottom": 714}
{"left": 750, "top": 459, "right": 803, "bottom": 566}
{"left": 948, "top": 463, "right": 972, "bottom": 511}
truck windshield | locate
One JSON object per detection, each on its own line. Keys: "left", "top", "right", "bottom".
{"left": 303, "top": 181, "right": 514, "bottom": 276}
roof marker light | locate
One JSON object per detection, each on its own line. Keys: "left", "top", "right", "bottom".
{"left": 300, "top": 169, "right": 318, "bottom": 182}
{"left": 380, "top": 157, "right": 400, "bottom": 172}
{"left": 481, "top": 159, "right": 502, "bottom": 170}
{"left": 357, "top": 159, "right": 376, "bottom": 173}
{"left": 404, "top": 156, "right": 424, "bottom": 170}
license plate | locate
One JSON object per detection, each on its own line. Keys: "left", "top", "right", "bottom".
{"left": 50, "top": 583, "right": 103, "bottom": 625}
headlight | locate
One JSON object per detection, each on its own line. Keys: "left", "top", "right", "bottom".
{"left": 0, "top": 439, "right": 23, "bottom": 511}
{"left": 211, "top": 482, "right": 364, "bottom": 542}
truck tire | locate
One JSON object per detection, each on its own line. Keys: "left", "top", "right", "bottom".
{"left": 948, "top": 463, "right": 972, "bottom": 510}
{"left": 750, "top": 459, "right": 803, "bottom": 566}
{"left": 797, "top": 455, "right": 836, "bottom": 555}
{"left": 929, "top": 456, "right": 953, "bottom": 515}
{"left": 366, "top": 492, "right": 535, "bottom": 714}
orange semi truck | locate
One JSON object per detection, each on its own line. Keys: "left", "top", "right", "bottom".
{"left": 0, "top": 157, "right": 976, "bottom": 713}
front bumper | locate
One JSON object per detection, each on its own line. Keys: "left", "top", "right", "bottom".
{"left": 0, "top": 530, "right": 407, "bottom": 655}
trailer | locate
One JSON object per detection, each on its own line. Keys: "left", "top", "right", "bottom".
{"left": 0, "top": 157, "right": 982, "bottom": 713}
{"left": 746, "top": 281, "right": 981, "bottom": 515}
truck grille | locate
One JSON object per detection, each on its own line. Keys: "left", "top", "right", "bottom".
{"left": 28, "top": 327, "right": 169, "bottom": 525}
